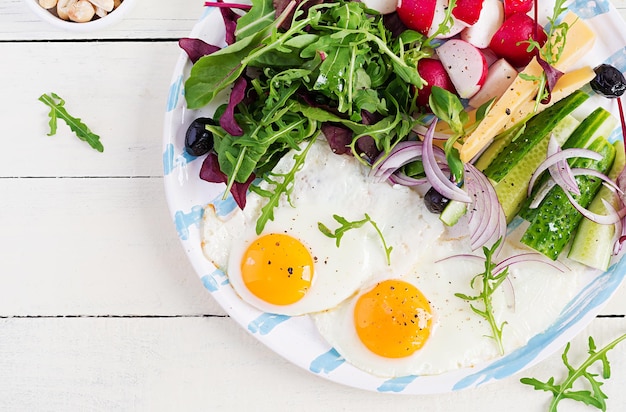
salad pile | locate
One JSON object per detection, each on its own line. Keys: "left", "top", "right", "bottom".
{"left": 181, "top": 0, "right": 626, "bottom": 270}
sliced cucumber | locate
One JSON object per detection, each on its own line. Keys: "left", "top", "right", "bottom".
{"left": 568, "top": 140, "right": 625, "bottom": 270}
{"left": 483, "top": 90, "right": 588, "bottom": 183}
{"left": 520, "top": 107, "right": 617, "bottom": 222}
{"left": 440, "top": 196, "right": 468, "bottom": 226}
{"left": 474, "top": 121, "right": 526, "bottom": 172}
{"left": 520, "top": 136, "right": 616, "bottom": 260}
{"left": 493, "top": 115, "right": 580, "bottom": 223}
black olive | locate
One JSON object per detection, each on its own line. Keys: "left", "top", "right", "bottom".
{"left": 185, "top": 117, "right": 216, "bottom": 156}
{"left": 590, "top": 64, "right": 626, "bottom": 98}
{"left": 424, "top": 187, "right": 450, "bottom": 214}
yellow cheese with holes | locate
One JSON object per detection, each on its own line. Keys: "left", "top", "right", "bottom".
{"left": 459, "top": 13, "right": 596, "bottom": 163}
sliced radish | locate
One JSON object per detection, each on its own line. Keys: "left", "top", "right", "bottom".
{"left": 416, "top": 58, "right": 457, "bottom": 109}
{"left": 397, "top": 0, "right": 466, "bottom": 38}
{"left": 452, "top": 0, "right": 484, "bottom": 26}
{"left": 396, "top": 0, "right": 437, "bottom": 36}
{"left": 436, "top": 39, "right": 488, "bottom": 99}
{"left": 362, "top": 0, "right": 399, "bottom": 14}
{"left": 430, "top": 0, "right": 467, "bottom": 39}
{"left": 468, "top": 58, "right": 518, "bottom": 108}
{"left": 489, "top": 12, "right": 548, "bottom": 68}
{"left": 460, "top": 0, "right": 504, "bottom": 49}
{"left": 503, "top": 0, "right": 533, "bottom": 18}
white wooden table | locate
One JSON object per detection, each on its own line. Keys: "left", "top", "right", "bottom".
{"left": 3, "top": 0, "right": 626, "bottom": 410}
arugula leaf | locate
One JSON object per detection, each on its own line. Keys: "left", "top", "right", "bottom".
{"left": 234, "top": 0, "right": 275, "bottom": 40}
{"left": 250, "top": 134, "right": 318, "bottom": 234}
{"left": 318, "top": 213, "right": 392, "bottom": 265}
{"left": 521, "top": 333, "right": 626, "bottom": 412}
{"left": 38, "top": 93, "right": 104, "bottom": 153}
{"left": 429, "top": 86, "right": 469, "bottom": 182}
{"left": 455, "top": 238, "right": 508, "bottom": 354}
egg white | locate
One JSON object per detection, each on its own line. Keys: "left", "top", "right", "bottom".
{"left": 202, "top": 138, "right": 446, "bottom": 316}
{"left": 312, "top": 235, "right": 588, "bottom": 377}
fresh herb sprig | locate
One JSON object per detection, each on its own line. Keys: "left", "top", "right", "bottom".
{"left": 428, "top": 86, "right": 494, "bottom": 182}
{"left": 521, "top": 333, "right": 626, "bottom": 412}
{"left": 38, "top": 92, "right": 104, "bottom": 153}
{"left": 318, "top": 213, "right": 392, "bottom": 265}
{"left": 250, "top": 133, "right": 318, "bottom": 234}
{"left": 521, "top": 0, "right": 570, "bottom": 109}
{"left": 455, "top": 238, "right": 509, "bottom": 355}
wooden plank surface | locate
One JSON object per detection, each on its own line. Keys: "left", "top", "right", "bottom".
{"left": 2, "top": 1, "right": 626, "bottom": 410}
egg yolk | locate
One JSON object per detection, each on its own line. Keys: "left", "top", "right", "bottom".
{"left": 241, "top": 233, "right": 314, "bottom": 306}
{"left": 354, "top": 279, "right": 432, "bottom": 358}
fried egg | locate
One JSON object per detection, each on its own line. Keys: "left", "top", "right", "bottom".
{"left": 202, "top": 138, "right": 445, "bottom": 316}
{"left": 202, "top": 137, "right": 590, "bottom": 377}
{"left": 313, "top": 236, "right": 588, "bottom": 377}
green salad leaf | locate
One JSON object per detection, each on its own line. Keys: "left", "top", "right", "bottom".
{"left": 318, "top": 213, "right": 392, "bottom": 265}
{"left": 38, "top": 92, "right": 104, "bottom": 153}
{"left": 521, "top": 333, "right": 626, "bottom": 412}
{"left": 455, "top": 238, "right": 509, "bottom": 354}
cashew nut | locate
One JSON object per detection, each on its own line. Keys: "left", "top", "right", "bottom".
{"left": 38, "top": 0, "right": 58, "bottom": 10}
{"left": 87, "top": 0, "right": 114, "bottom": 12}
{"left": 68, "top": 0, "right": 96, "bottom": 23}
{"left": 56, "top": 0, "right": 77, "bottom": 20}
{"left": 94, "top": 6, "right": 108, "bottom": 18}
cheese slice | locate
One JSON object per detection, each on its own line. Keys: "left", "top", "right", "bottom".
{"left": 459, "top": 13, "right": 596, "bottom": 163}
{"left": 499, "top": 66, "right": 596, "bottom": 131}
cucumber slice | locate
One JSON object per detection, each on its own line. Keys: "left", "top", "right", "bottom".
{"left": 520, "top": 107, "right": 617, "bottom": 222}
{"left": 440, "top": 196, "right": 468, "bottom": 226}
{"left": 568, "top": 140, "right": 625, "bottom": 270}
{"left": 474, "top": 121, "right": 526, "bottom": 172}
{"left": 493, "top": 115, "right": 580, "bottom": 223}
{"left": 483, "top": 90, "right": 588, "bottom": 183}
{"left": 520, "top": 136, "right": 616, "bottom": 260}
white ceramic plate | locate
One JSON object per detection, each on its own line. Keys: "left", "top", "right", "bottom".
{"left": 163, "top": 0, "right": 626, "bottom": 394}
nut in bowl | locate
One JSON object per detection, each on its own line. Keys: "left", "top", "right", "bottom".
{"left": 25, "top": 0, "right": 135, "bottom": 31}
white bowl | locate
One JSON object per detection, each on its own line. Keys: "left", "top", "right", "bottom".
{"left": 24, "top": 0, "right": 136, "bottom": 32}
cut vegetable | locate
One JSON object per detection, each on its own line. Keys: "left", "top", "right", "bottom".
{"left": 459, "top": 13, "right": 596, "bottom": 163}
{"left": 493, "top": 115, "right": 580, "bottom": 222}
{"left": 483, "top": 90, "right": 588, "bottom": 183}
{"left": 568, "top": 141, "right": 625, "bottom": 270}
{"left": 520, "top": 136, "right": 616, "bottom": 260}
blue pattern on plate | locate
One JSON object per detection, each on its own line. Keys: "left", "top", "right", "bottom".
{"left": 174, "top": 205, "right": 204, "bottom": 241}
{"left": 163, "top": 143, "right": 197, "bottom": 176}
{"left": 453, "top": 256, "right": 626, "bottom": 391}
{"left": 248, "top": 313, "right": 290, "bottom": 335}
{"left": 568, "top": 0, "right": 611, "bottom": 18}
{"left": 166, "top": 75, "right": 183, "bottom": 112}
{"left": 377, "top": 375, "right": 418, "bottom": 393}
{"left": 604, "top": 47, "right": 626, "bottom": 73}
{"left": 309, "top": 348, "right": 345, "bottom": 374}
{"left": 210, "top": 192, "right": 238, "bottom": 217}
{"left": 201, "top": 269, "right": 229, "bottom": 292}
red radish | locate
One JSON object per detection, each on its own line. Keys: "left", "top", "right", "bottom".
{"left": 503, "top": 0, "right": 533, "bottom": 18}
{"left": 436, "top": 39, "right": 488, "bottom": 99}
{"left": 468, "top": 58, "right": 518, "bottom": 108}
{"left": 430, "top": 0, "right": 467, "bottom": 38}
{"left": 362, "top": 0, "right": 400, "bottom": 14}
{"left": 397, "top": 0, "right": 465, "bottom": 38}
{"left": 460, "top": 0, "right": 504, "bottom": 49}
{"left": 396, "top": 0, "right": 437, "bottom": 35}
{"left": 489, "top": 13, "right": 548, "bottom": 68}
{"left": 415, "top": 58, "right": 457, "bottom": 109}
{"left": 452, "top": 0, "right": 484, "bottom": 26}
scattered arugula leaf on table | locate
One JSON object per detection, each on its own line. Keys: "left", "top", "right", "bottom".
{"left": 318, "top": 213, "right": 392, "bottom": 265}
{"left": 521, "top": 333, "right": 626, "bottom": 412}
{"left": 38, "top": 92, "right": 104, "bottom": 153}
{"left": 455, "top": 238, "right": 509, "bottom": 355}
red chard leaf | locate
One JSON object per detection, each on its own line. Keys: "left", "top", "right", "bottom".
{"left": 178, "top": 38, "right": 221, "bottom": 63}
{"left": 220, "top": 76, "right": 247, "bottom": 136}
